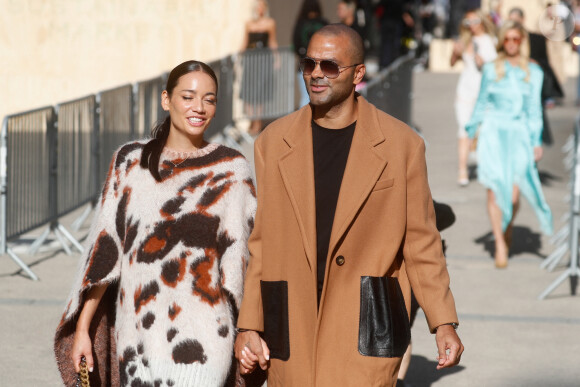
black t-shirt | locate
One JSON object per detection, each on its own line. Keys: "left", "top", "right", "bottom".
{"left": 312, "top": 120, "right": 356, "bottom": 305}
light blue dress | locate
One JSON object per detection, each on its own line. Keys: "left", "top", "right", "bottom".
{"left": 466, "top": 61, "right": 553, "bottom": 235}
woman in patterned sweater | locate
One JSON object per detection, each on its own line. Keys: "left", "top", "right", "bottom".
{"left": 54, "top": 60, "right": 257, "bottom": 386}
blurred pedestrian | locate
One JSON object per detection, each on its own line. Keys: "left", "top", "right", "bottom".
{"left": 240, "top": 0, "right": 279, "bottom": 135}
{"left": 234, "top": 23, "right": 463, "bottom": 386}
{"left": 54, "top": 60, "right": 257, "bottom": 386}
{"left": 376, "top": 0, "right": 415, "bottom": 68}
{"left": 488, "top": 0, "right": 503, "bottom": 29}
{"left": 337, "top": 0, "right": 366, "bottom": 44}
{"left": 466, "top": 21, "right": 553, "bottom": 268}
{"left": 450, "top": 9, "right": 497, "bottom": 186}
{"left": 293, "top": 0, "right": 328, "bottom": 107}
{"left": 508, "top": 7, "right": 563, "bottom": 145}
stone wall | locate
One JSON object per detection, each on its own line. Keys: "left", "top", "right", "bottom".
{"left": 0, "top": 0, "right": 253, "bottom": 122}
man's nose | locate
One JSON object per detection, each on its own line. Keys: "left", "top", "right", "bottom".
{"left": 310, "top": 62, "right": 324, "bottom": 79}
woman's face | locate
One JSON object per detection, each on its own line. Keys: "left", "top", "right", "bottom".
{"left": 256, "top": 0, "right": 266, "bottom": 17}
{"left": 162, "top": 71, "right": 217, "bottom": 144}
{"left": 463, "top": 12, "right": 483, "bottom": 34}
{"left": 503, "top": 28, "right": 522, "bottom": 57}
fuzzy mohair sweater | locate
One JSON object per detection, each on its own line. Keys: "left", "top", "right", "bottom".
{"left": 54, "top": 141, "right": 257, "bottom": 387}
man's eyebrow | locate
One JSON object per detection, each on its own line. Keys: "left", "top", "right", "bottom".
{"left": 306, "top": 56, "right": 339, "bottom": 61}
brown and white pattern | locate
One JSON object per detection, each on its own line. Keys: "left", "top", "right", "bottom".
{"left": 54, "top": 141, "right": 256, "bottom": 387}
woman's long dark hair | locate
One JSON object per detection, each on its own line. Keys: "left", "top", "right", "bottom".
{"left": 140, "top": 60, "right": 218, "bottom": 181}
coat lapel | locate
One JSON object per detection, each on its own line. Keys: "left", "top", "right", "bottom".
{"left": 278, "top": 106, "right": 317, "bottom": 271}
{"left": 328, "top": 97, "right": 388, "bottom": 255}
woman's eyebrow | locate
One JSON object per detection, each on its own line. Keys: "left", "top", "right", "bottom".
{"left": 180, "top": 89, "right": 216, "bottom": 97}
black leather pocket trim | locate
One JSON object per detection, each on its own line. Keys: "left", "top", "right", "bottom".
{"left": 358, "top": 276, "right": 411, "bottom": 358}
{"left": 260, "top": 280, "right": 290, "bottom": 360}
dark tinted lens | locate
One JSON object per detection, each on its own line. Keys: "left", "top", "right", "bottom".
{"left": 300, "top": 58, "right": 316, "bottom": 74}
{"left": 319, "top": 60, "right": 340, "bottom": 78}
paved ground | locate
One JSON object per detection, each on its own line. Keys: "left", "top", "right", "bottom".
{"left": 1, "top": 71, "right": 579, "bottom": 387}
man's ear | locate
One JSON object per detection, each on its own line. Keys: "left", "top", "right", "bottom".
{"left": 161, "top": 90, "right": 170, "bottom": 111}
{"left": 353, "top": 64, "right": 366, "bottom": 85}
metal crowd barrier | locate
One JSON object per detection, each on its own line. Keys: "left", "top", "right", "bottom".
{"left": 0, "top": 47, "right": 415, "bottom": 280}
{"left": 71, "top": 85, "right": 135, "bottom": 232}
{"left": 1, "top": 107, "right": 56, "bottom": 280}
{"left": 361, "top": 52, "right": 415, "bottom": 124}
{"left": 134, "top": 75, "right": 167, "bottom": 139}
{"left": 234, "top": 48, "right": 296, "bottom": 121}
{"left": 539, "top": 113, "right": 580, "bottom": 299}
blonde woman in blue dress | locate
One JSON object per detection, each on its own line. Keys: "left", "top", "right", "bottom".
{"left": 466, "top": 21, "right": 553, "bottom": 268}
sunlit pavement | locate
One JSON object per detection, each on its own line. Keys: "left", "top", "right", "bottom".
{"left": 1, "top": 71, "right": 579, "bottom": 386}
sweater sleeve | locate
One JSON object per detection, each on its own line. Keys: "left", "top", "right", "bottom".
{"left": 59, "top": 149, "right": 125, "bottom": 322}
{"left": 465, "top": 63, "right": 493, "bottom": 138}
{"left": 402, "top": 139, "right": 458, "bottom": 332}
{"left": 219, "top": 158, "right": 257, "bottom": 312}
{"left": 526, "top": 64, "right": 545, "bottom": 147}
{"left": 237, "top": 141, "right": 266, "bottom": 331}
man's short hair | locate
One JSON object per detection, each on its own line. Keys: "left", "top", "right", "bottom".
{"left": 311, "top": 23, "right": 364, "bottom": 64}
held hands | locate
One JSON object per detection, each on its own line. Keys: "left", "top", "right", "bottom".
{"left": 71, "top": 330, "right": 93, "bottom": 373}
{"left": 435, "top": 324, "right": 464, "bottom": 370}
{"left": 234, "top": 330, "right": 270, "bottom": 374}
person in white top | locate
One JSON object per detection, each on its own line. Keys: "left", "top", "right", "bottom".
{"left": 450, "top": 9, "right": 497, "bottom": 186}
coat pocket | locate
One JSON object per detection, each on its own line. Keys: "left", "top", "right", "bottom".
{"left": 260, "top": 280, "right": 290, "bottom": 360}
{"left": 372, "top": 178, "right": 394, "bottom": 191}
{"left": 358, "top": 276, "right": 410, "bottom": 358}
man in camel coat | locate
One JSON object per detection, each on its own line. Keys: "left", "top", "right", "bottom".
{"left": 235, "top": 24, "right": 464, "bottom": 386}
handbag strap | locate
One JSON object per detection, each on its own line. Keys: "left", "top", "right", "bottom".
{"left": 76, "top": 357, "right": 91, "bottom": 387}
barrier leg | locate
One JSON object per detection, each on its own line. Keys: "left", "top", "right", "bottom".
{"left": 538, "top": 267, "right": 580, "bottom": 300}
{"left": 6, "top": 247, "right": 39, "bottom": 281}
{"left": 28, "top": 226, "right": 51, "bottom": 255}
{"left": 71, "top": 203, "right": 94, "bottom": 232}
{"left": 57, "top": 224, "right": 84, "bottom": 254}
{"left": 540, "top": 243, "right": 568, "bottom": 270}
{"left": 549, "top": 226, "right": 569, "bottom": 246}
{"left": 53, "top": 227, "right": 72, "bottom": 256}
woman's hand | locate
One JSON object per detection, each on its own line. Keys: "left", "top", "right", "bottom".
{"left": 450, "top": 41, "right": 464, "bottom": 66}
{"left": 474, "top": 53, "right": 484, "bottom": 69}
{"left": 534, "top": 146, "right": 543, "bottom": 162}
{"left": 234, "top": 330, "right": 270, "bottom": 374}
{"left": 70, "top": 283, "right": 109, "bottom": 373}
{"left": 71, "top": 330, "right": 93, "bottom": 373}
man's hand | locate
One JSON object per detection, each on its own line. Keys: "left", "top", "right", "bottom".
{"left": 435, "top": 324, "right": 464, "bottom": 370}
{"left": 234, "top": 330, "right": 270, "bottom": 374}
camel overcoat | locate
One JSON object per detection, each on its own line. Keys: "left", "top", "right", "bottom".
{"left": 237, "top": 95, "right": 458, "bottom": 387}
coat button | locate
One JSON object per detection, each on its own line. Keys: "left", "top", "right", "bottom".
{"left": 336, "top": 255, "right": 345, "bottom": 266}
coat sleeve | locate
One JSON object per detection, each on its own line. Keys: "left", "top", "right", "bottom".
{"left": 237, "top": 140, "right": 266, "bottom": 331}
{"left": 402, "top": 139, "right": 459, "bottom": 333}
{"left": 526, "top": 65, "right": 545, "bottom": 147}
{"left": 219, "top": 158, "right": 257, "bottom": 312}
{"left": 465, "top": 63, "right": 493, "bottom": 138}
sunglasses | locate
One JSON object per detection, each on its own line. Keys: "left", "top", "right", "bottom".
{"left": 504, "top": 37, "right": 522, "bottom": 44}
{"left": 462, "top": 18, "right": 481, "bottom": 27}
{"left": 299, "top": 57, "right": 360, "bottom": 79}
